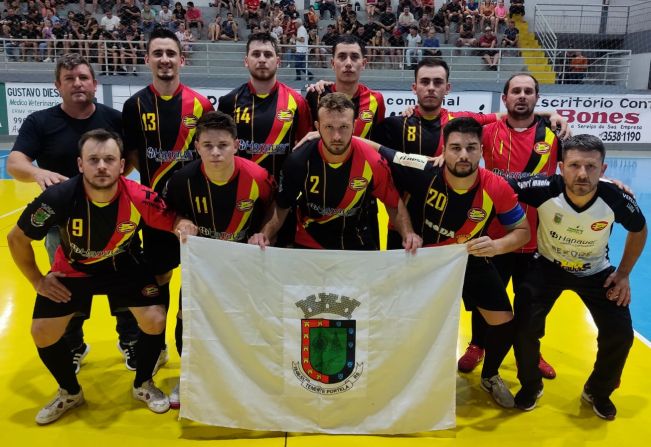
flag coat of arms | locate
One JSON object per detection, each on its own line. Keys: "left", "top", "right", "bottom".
{"left": 180, "top": 238, "right": 468, "bottom": 434}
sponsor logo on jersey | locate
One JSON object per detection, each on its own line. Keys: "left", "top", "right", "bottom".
{"left": 533, "top": 142, "right": 551, "bottom": 155}
{"left": 467, "top": 208, "right": 487, "bottom": 222}
{"left": 182, "top": 114, "right": 198, "bottom": 129}
{"left": 554, "top": 213, "right": 563, "bottom": 224}
{"left": 591, "top": 221, "right": 609, "bottom": 231}
{"left": 358, "top": 109, "right": 374, "bottom": 123}
{"left": 141, "top": 284, "right": 160, "bottom": 297}
{"left": 236, "top": 199, "right": 255, "bottom": 212}
{"left": 116, "top": 221, "right": 137, "bottom": 234}
{"left": 349, "top": 177, "right": 369, "bottom": 191}
{"left": 277, "top": 109, "right": 295, "bottom": 122}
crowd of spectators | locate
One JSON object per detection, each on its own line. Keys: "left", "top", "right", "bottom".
{"left": 1, "top": 0, "right": 528, "bottom": 71}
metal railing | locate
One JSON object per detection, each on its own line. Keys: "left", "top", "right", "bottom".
{"left": 535, "top": 1, "right": 651, "bottom": 34}
{"left": 0, "top": 39, "right": 631, "bottom": 86}
{"left": 533, "top": 10, "right": 559, "bottom": 67}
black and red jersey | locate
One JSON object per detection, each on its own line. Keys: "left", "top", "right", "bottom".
{"left": 482, "top": 116, "right": 560, "bottom": 252}
{"left": 164, "top": 157, "right": 275, "bottom": 242}
{"left": 217, "top": 81, "right": 311, "bottom": 179}
{"left": 277, "top": 139, "right": 400, "bottom": 250}
{"left": 379, "top": 147, "right": 525, "bottom": 247}
{"left": 18, "top": 176, "right": 176, "bottom": 276}
{"left": 373, "top": 107, "right": 496, "bottom": 157}
{"left": 305, "top": 83, "right": 385, "bottom": 138}
{"left": 123, "top": 83, "right": 214, "bottom": 193}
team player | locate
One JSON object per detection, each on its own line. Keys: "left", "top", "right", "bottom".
{"left": 7, "top": 129, "right": 182, "bottom": 424}
{"left": 462, "top": 73, "right": 561, "bottom": 379}
{"left": 7, "top": 53, "right": 140, "bottom": 374}
{"left": 122, "top": 28, "right": 213, "bottom": 298}
{"left": 374, "top": 117, "right": 531, "bottom": 408}
{"left": 163, "top": 111, "right": 275, "bottom": 408}
{"left": 217, "top": 32, "right": 311, "bottom": 181}
{"left": 511, "top": 135, "right": 647, "bottom": 420}
{"left": 248, "top": 92, "right": 421, "bottom": 252}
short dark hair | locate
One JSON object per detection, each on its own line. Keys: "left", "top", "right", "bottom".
{"left": 503, "top": 73, "right": 540, "bottom": 95}
{"left": 562, "top": 134, "right": 606, "bottom": 161}
{"left": 55, "top": 53, "right": 95, "bottom": 82}
{"left": 317, "top": 92, "right": 355, "bottom": 119}
{"left": 195, "top": 111, "right": 238, "bottom": 140}
{"left": 443, "top": 117, "right": 483, "bottom": 144}
{"left": 78, "top": 129, "right": 124, "bottom": 156}
{"left": 332, "top": 34, "right": 366, "bottom": 57}
{"left": 246, "top": 31, "right": 279, "bottom": 56}
{"left": 147, "top": 27, "right": 183, "bottom": 55}
{"left": 415, "top": 58, "right": 450, "bottom": 81}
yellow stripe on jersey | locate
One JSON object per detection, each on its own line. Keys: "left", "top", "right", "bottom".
{"left": 464, "top": 190, "right": 494, "bottom": 241}
{"left": 531, "top": 127, "right": 556, "bottom": 174}
{"left": 84, "top": 202, "right": 142, "bottom": 264}
{"left": 359, "top": 95, "right": 378, "bottom": 138}
{"left": 255, "top": 94, "right": 298, "bottom": 167}
{"left": 230, "top": 180, "right": 260, "bottom": 240}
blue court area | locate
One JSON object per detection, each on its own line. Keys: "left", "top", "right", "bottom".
{"left": 1, "top": 150, "right": 650, "bottom": 340}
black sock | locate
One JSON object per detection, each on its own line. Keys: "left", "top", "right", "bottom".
{"left": 175, "top": 317, "right": 183, "bottom": 356}
{"left": 470, "top": 310, "right": 488, "bottom": 348}
{"left": 481, "top": 319, "right": 515, "bottom": 379}
{"left": 134, "top": 332, "right": 164, "bottom": 388}
{"left": 37, "top": 338, "right": 81, "bottom": 395}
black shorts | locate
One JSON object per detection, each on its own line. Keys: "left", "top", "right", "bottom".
{"left": 491, "top": 252, "right": 534, "bottom": 294}
{"left": 142, "top": 225, "right": 180, "bottom": 275}
{"left": 461, "top": 256, "right": 512, "bottom": 312}
{"left": 33, "top": 260, "right": 167, "bottom": 319}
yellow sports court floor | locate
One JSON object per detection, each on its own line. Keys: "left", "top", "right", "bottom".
{"left": 1, "top": 179, "right": 651, "bottom": 446}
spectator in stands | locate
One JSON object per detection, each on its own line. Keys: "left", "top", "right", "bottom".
{"left": 39, "top": 18, "right": 54, "bottom": 62}
{"left": 175, "top": 21, "right": 194, "bottom": 62}
{"left": 270, "top": 16, "right": 283, "bottom": 42}
{"left": 220, "top": 11, "right": 239, "bottom": 41}
{"left": 388, "top": 26, "right": 405, "bottom": 69}
{"left": 18, "top": 19, "right": 39, "bottom": 61}
{"left": 367, "top": 28, "right": 386, "bottom": 68}
{"left": 185, "top": 2, "right": 203, "bottom": 36}
{"left": 305, "top": 5, "right": 318, "bottom": 30}
{"left": 343, "top": 11, "right": 361, "bottom": 34}
{"left": 366, "top": 0, "right": 378, "bottom": 18}
{"left": 334, "top": 14, "right": 346, "bottom": 34}
{"left": 119, "top": 0, "right": 141, "bottom": 27}
{"left": 501, "top": 19, "right": 519, "bottom": 51}
{"left": 100, "top": 9, "right": 120, "bottom": 31}
{"left": 432, "top": 4, "right": 450, "bottom": 43}
{"left": 404, "top": 25, "right": 422, "bottom": 69}
{"left": 375, "top": 4, "right": 396, "bottom": 35}
{"left": 477, "top": 25, "right": 499, "bottom": 70}
{"left": 210, "top": 0, "right": 235, "bottom": 17}
{"left": 465, "top": 0, "right": 480, "bottom": 19}
{"left": 69, "top": 18, "right": 90, "bottom": 60}
{"left": 208, "top": 14, "right": 221, "bottom": 41}
{"left": 120, "top": 28, "right": 139, "bottom": 74}
{"left": 308, "top": 27, "right": 326, "bottom": 67}
{"left": 567, "top": 49, "right": 588, "bottom": 84}
{"left": 510, "top": 0, "right": 525, "bottom": 18}
{"left": 158, "top": 3, "right": 173, "bottom": 30}
{"left": 398, "top": 6, "right": 416, "bottom": 34}
{"left": 479, "top": 0, "right": 495, "bottom": 33}
{"left": 269, "top": 3, "right": 284, "bottom": 23}
{"left": 319, "top": 0, "right": 337, "bottom": 20}
{"left": 321, "top": 23, "right": 338, "bottom": 47}
{"left": 293, "top": 18, "right": 312, "bottom": 80}
{"left": 456, "top": 15, "right": 477, "bottom": 48}
{"left": 422, "top": 27, "right": 441, "bottom": 57}
{"left": 172, "top": 2, "right": 186, "bottom": 30}
{"left": 1, "top": 22, "right": 20, "bottom": 61}
{"left": 446, "top": 0, "right": 464, "bottom": 31}
{"left": 40, "top": 0, "right": 58, "bottom": 20}
{"left": 243, "top": 0, "right": 262, "bottom": 29}
{"left": 418, "top": 10, "right": 431, "bottom": 35}
{"left": 494, "top": 0, "right": 507, "bottom": 32}
{"left": 87, "top": 19, "right": 102, "bottom": 63}
{"left": 285, "top": 2, "right": 300, "bottom": 21}
{"left": 341, "top": 2, "right": 354, "bottom": 22}
{"left": 141, "top": 3, "right": 156, "bottom": 36}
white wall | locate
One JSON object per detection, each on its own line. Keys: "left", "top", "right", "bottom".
{"left": 628, "top": 52, "right": 651, "bottom": 90}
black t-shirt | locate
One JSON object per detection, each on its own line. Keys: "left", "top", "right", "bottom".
{"left": 11, "top": 103, "right": 122, "bottom": 178}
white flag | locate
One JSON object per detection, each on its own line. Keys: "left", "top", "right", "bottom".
{"left": 180, "top": 238, "right": 467, "bottom": 434}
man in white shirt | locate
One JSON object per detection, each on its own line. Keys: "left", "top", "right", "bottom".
{"left": 405, "top": 25, "right": 422, "bottom": 70}
{"left": 294, "top": 18, "right": 313, "bottom": 81}
{"left": 100, "top": 9, "right": 121, "bottom": 32}
{"left": 158, "top": 4, "right": 174, "bottom": 30}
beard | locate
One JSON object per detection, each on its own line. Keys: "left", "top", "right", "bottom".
{"left": 508, "top": 102, "right": 535, "bottom": 121}
{"left": 322, "top": 137, "right": 352, "bottom": 157}
{"left": 249, "top": 65, "right": 277, "bottom": 82}
{"left": 446, "top": 160, "right": 478, "bottom": 178}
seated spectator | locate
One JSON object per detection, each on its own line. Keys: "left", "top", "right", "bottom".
{"left": 175, "top": 22, "right": 194, "bottom": 62}
{"left": 319, "top": 0, "right": 337, "bottom": 20}
{"left": 285, "top": 2, "right": 301, "bottom": 21}
{"left": 141, "top": 3, "right": 156, "bottom": 36}
{"left": 269, "top": 4, "right": 285, "bottom": 23}
{"left": 388, "top": 28, "right": 405, "bottom": 69}
{"left": 510, "top": 0, "right": 525, "bottom": 18}
{"left": 567, "top": 49, "right": 588, "bottom": 84}
{"left": 476, "top": 25, "right": 499, "bottom": 70}
{"left": 368, "top": 28, "right": 387, "bottom": 68}
{"left": 446, "top": 0, "right": 464, "bottom": 31}
{"left": 210, "top": 0, "right": 235, "bottom": 17}
{"left": 172, "top": 2, "right": 186, "bottom": 30}
{"left": 185, "top": 2, "right": 204, "bottom": 35}
{"left": 456, "top": 15, "right": 477, "bottom": 48}
{"left": 479, "top": 0, "right": 495, "bottom": 33}
{"left": 422, "top": 27, "right": 441, "bottom": 57}
{"left": 308, "top": 27, "right": 327, "bottom": 67}
{"left": 305, "top": 5, "right": 319, "bottom": 30}
{"left": 501, "top": 19, "right": 519, "bottom": 49}
{"left": 405, "top": 25, "right": 421, "bottom": 69}
{"left": 465, "top": 0, "right": 480, "bottom": 19}
{"left": 375, "top": 4, "right": 397, "bottom": 35}
{"left": 343, "top": 11, "right": 362, "bottom": 34}
{"left": 366, "top": 0, "right": 378, "bottom": 18}
{"left": 494, "top": 0, "right": 507, "bottom": 32}
{"left": 100, "top": 9, "right": 121, "bottom": 31}
{"left": 220, "top": 12, "right": 239, "bottom": 41}
{"left": 321, "top": 23, "right": 339, "bottom": 48}
{"left": 158, "top": 3, "right": 174, "bottom": 30}
{"left": 243, "top": 0, "right": 262, "bottom": 28}
{"left": 418, "top": 11, "right": 431, "bottom": 35}
{"left": 398, "top": 6, "right": 417, "bottom": 34}
{"left": 270, "top": 17, "right": 284, "bottom": 42}
{"left": 120, "top": 29, "right": 139, "bottom": 74}
{"left": 207, "top": 14, "right": 221, "bottom": 41}
{"left": 409, "top": 0, "right": 423, "bottom": 20}
{"left": 432, "top": 3, "right": 450, "bottom": 43}
{"left": 119, "top": 0, "right": 141, "bottom": 27}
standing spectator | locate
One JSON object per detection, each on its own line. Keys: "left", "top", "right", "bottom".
{"left": 185, "top": 1, "right": 203, "bottom": 36}
{"left": 477, "top": 25, "right": 499, "bottom": 70}
{"left": 293, "top": 18, "right": 312, "bottom": 81}
{"left": 404, "top": 25, "right": 421, "bottom": 70}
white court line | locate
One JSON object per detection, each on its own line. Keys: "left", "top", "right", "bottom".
{"left": 0, "top": 206, "right": 24, "bottom": 220}
{"left": 635, "top": 330, "right": 651, "bottom": 348}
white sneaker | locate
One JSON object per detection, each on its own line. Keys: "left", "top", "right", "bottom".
{"left": 480, "top": 374, "right": 515, "bottom": 408}
{"left": 169, "top": 381, "right": 180, "bottom": 409}
{"left": 35, "top": 388, "right": 85, "bottom": 425}
{"left": 132, "top": 380, "right": 170, "bottom": 413}
{"left": 153, "top": 345, "right": 169, "bottom": 376}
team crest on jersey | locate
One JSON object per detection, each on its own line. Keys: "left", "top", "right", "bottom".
{"left": 182, "top": 114, "right": 198, "bottom": 129}
{"left": 276, "top": 109, "right": 295, "bottom": 122}
{"left": 141, "top": 284, "right": 160, "bottom": 297}
{"left": 30, "top": 203, "right": 55, "bottom": 227}
{"left": 349, "top": 177, "right": 369, "bottom": 191}
{"left": 116, "top": 221, "right": 137, "bottom": 234}
{"left": 236, "top": 199, "right": 255, "bottom": 212}
{"left": 292, "top": 293, "right": 364, "bottom": 394}
{"left": 533, "top": 142, "right": 551, "bottom": 155}
{"left": 467, "top": 208, "right": 487, "bottom": 222}
{"left": 554, "top": 213, "right": 563, "bottom": 224}
{"left": 358, "top": 109, "right": 374, "bottom": 123}
{"left": 591, "top": 221, "right": 609, "bottom": 231}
